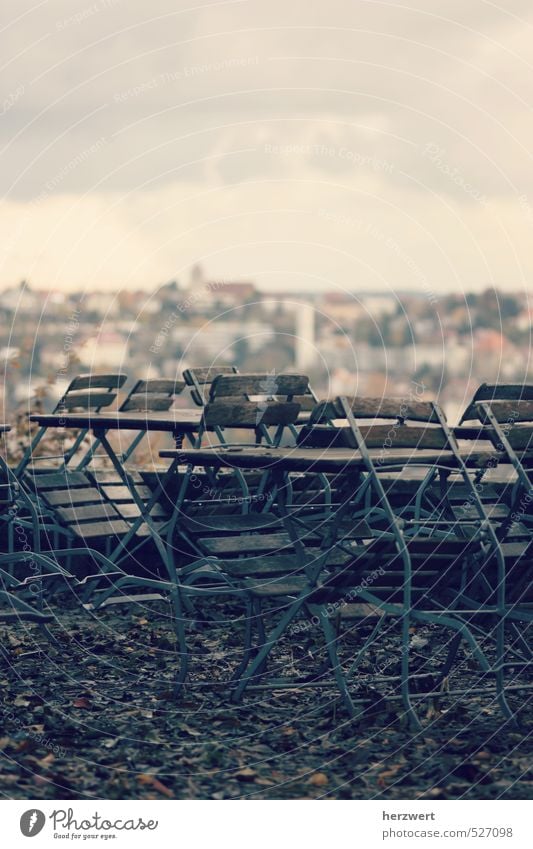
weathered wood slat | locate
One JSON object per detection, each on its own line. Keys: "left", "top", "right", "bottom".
{"left": 203, "top": 400, "right": 300, "bottom": 428}
{"left": 473, "top": 400, "right": 533, "bottom": 424}
{"left": 68, "top": 518, "right": 132, "bottom": 538}
{"left": 243, "top": 579, "right": 424, "bottom": 604}
{"left": 300, "top": 423, "right": 449, "bottom": 449}
{"left": 183, "top": 366, "right": 237, "bottom": 385}
{"left": 57, "top": 503, "right": 120, "bottom": 523}
{"left": 473, "top": 383, "right": 533, "bottom": 402}
{"left": 313, "top": 585, "right": 430, "bottom": 604}
{"left": 67, "top": 373, "right": 127, "bottom": 392}
{"left": 244, "top": 577, "right": 308, "bottom": 597}
{"left": 211, "top": 373, "right": 309, "bottom": 398}
{"left": 314, "top": 397, "right": 442, "bottom": 423}
{"left": 90, "top": 470, "right": 144, "bottom": 485}
{"left": 359, "top": 424, "right": 449, "bottom": 450}
{"left": 201, "top": 532, "right": 293, "bottom": 555}
{"left": 339, "top": 603, "right": 384, "bottom": 619}
{"left": 28, "top": 470, "right": 91, "bottom": 490}
{"left": 44, "top": 488, "right": 106, "bottom": 506}
{"left": 455, "top": 504, "right": 510, "bottom": 520}
{"left": 84, "top": 592, "right": 167, "bottom": 610}
{"left": 121, "top": 394, "right": 175, "bottom": 412}
{"left": 476, "top": 427, "right": 533, "bottom": 450}
{"left": 101, "top": 485, "right": 152, "bottom": 501}
{"left": 60, "top": 391, "right": 118, "bottom": 410}
{"left": 407, "top": 537, "right": 476, "bottom": 555}
{"left": 116, "top": 502, "right": 167, "bottom": 519}
{"left": 293, "top": 395, "right": 316, "bottom": 411}
{"left": 134, "top": 521, "right": 166, "bottom": 537}
{"left": 461, "top": 384, "right": 533, "bottom": 422}
{"left": 298, "top": 425, "right": 355, "bottom": 448}
{"left": 222, "top": 550, "right": 352, "bottom": 578}
{"left": 183, "top": 513, "right": 283, "bottom": 533}
{"left": 501, "top": 542, "right": 532, "bottom": 560}
{"left": 131, "top": 378, "right": 186, "bottom": 395}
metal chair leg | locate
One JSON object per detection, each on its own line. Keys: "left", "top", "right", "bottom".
{"left": 231, "top": 592, "right": 309, "bottom": 703}
{"left": 318, "top": 608, "right": 361, "bottom": 718}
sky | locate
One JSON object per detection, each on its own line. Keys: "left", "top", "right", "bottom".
{"left": 1, "top": 0, "right": 533, "bottom": 295}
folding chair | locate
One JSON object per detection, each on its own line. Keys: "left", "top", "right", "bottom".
{"left": 77, "top": 377, "right": 187, "bottom": 469}
{"left": 16, "top": 373, "right": 127, "bottom": 477}
{"left": 336, "top": 396, "right": 522, "bottom": 724}
{"left": 228, "top": 396, "right": 519, "bottom": 728}
{"left": 183, "top": 366, "right": 239, "bottom": 407}
{"left": 88, "top": 393, "right": 308, "bottom": 690}
{"left": 171, "top": 373, "right": 309, "bottom": 547}
{"left": 459, "top": 385, "right": 533, "bottom": 624}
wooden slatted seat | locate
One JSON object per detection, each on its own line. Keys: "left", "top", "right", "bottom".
{"left": 31, "top": 469, "right": 151, "bottom": 544}
{"left": 221, "top": 549, "right": 352, "bottom": 579}
{"left": 243, "top": 576, "right": 309, "bottom": 597}
{"left": 200, "top": 532, "right": 294, "bottom": 556}
{"left": 182, "top": 513, "right": 283, "bottom": 534}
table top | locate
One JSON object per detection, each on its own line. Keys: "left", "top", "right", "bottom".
{"left": 30, "top": 410, "right": 203, "bottom": 433}
{"left": 29, "top": 409, "right": 312, "bottom": 435}
{"left": 160, "top": 443, "right": 501, "bottom": 473}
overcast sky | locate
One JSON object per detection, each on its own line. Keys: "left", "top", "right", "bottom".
{"left": 1, "top": 0, "right": 533, "bottom": 295}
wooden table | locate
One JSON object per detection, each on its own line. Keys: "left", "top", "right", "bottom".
{"left": 29, "top": 409, "right": 203, "bottom": 443}
{"left": 160, "top": 443, "right": 502, "bottom": 474}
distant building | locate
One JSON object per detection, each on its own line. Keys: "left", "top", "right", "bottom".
{"left": 1, "top": 281, "right": 41, "bottom": 314}
{"left": 80, "top": 332, "right": 129, "bottom": 369}
{"left": 84, "top": 292, "right": 120, "bottom": 316}
{"left": 295, "top": 302, "right": 316, "bottom": 370}
{"left": 320, "top": 292, "right": 364, "bottom": 323}
{"left": 359, "top": 294, "right": 397, "bottom": 319}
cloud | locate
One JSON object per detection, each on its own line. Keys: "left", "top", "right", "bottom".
{"left": 1, "top": 0, "right": 533, "bottom": 292}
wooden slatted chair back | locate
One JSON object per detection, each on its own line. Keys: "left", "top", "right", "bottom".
{"left": 119, "top": 378, "right": 186, "bottom": 412}
{"left": 55, "top": 373, "right": 127, "bottom": 413}
{"left": 460, "top": 383, "right": 533, "bottom": 423}
{"left": 31, "top": 471, "right": 132, "bottom": 541}
{"left": 460, "top": 385, "right": 533, "bottom": 454}
{"left": 202, "top": 373, "right": 306, "bottom": 431}
{"left": 182, "top": 366, "right": 238, "bottom": 407}
{"left": 301, "top": 396, "right": 449, "bottom": 451}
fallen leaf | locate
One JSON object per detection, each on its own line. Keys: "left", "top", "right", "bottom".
{"left": 377, "top": 764, "right": 402, "bottom": 788}
{"left": 137, "top": 774, "right": 174, "bottom": 798}
{"left": 72, "top": 697, "right": 91, "bottom": 709}
{"left": 308, "top": 772, "right": 329, "bottom": 786}
{"left": 182, "top": 726, "right": 202, "bottom": 737}
{"left": 235, "top": 767, "right": 257, "bottom": 782}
